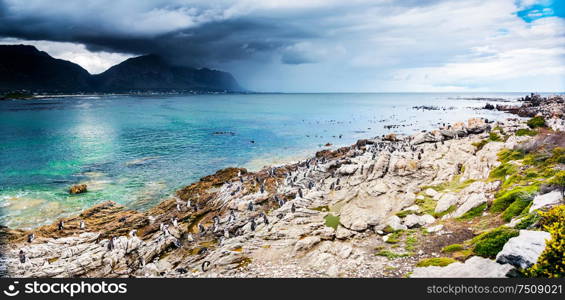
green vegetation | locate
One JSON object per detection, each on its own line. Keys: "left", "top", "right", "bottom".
{"left": 386, "top": 230, "right": 404, "bottom": 244}
{"left": 515, "top": 213, "right": 541, "bottom": 229}
{"left": 0, "top": 91, "right": 32, "bottom": 100}
{"left": 405, "top": 234, "right": 418, "bottom": 252}
{"left": 516, "top": 128, "right": 538, "bottom": 136}
{"left": 472, "top": 139, "right": 489, "bottom": 151}
{"left": 324, "top": 214, "right": 340, "bottom": 230}
{"left": 502, "top": 195, "right": 533, "bottom": 221}
{"left": 526, "top": 116, "right": 546, "bottom": 129}
{"left": 489, "top": 162, "right": 518, "bottom": 180}
{"left": 441, "top": 244, "right": 464, "bottom": 253}
{"left": 375, "top": 250, "right": 410, "bottom": 259}
{"left": 471, "top": 227, "right": 519, "bottom": 258}
{"left": 488, "top": 132, "right": 502, "bottom": 142}
{"left": 416, "top": 257, "right": 457, "bottom": 267}
{"left": 549, "top": 170, "right": 565, "bottom": 197}
{"left": 526, "top": 205, "right": 565, "bottom": 277}
{"left": 396, "top": 210, "right": 412, "bottom": 218}
{"left": 491, "top": 185, "right": 538, "bottom": 213}
{"left": 458, "top": 203, "right": 487, "bottom": 220}
{"left": 498, "top": 149, "right": 526, "bottom": 163}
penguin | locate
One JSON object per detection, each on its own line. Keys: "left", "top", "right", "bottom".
{"left": 198, "top": 224, "right": 206, "bottom": 236}
{"left": 418, "top": 153, "right": 422, "bottom": 160}
{"left": 107, "top": 237, "right": 115, "bottom": 251}
{"left": 277, "top": 213, "right": 284, "bottom": 219}
{"left": 260, "top": 184, "right": 265, "bottom": 194}
{"left": 248, "top": 201, "right": 254, "bottom": 211}
{"left": 250, "top": 218, "right": 256, "bottom": 231}
{"left": 79, "top": 220, "right": 85, "bottom": 229}
{"left": 224, "top": 228, "right": 230, "bottom": 238}
{"left": 201, "top": 261, "right": 211, "bottom": 272}
{"left": 58, "top": 220, "right": 64, "bottom": 230}
{"left": 129, "top": 229, "right": 137, "bottom": 237}
{"left": 240, "top": 176, "right": 244, "bottom": 183}
{"left": 172, "top": 218, "right": 178, "bottom": 227}
{"left": 261, "top": 212, "right": 269, "bottom": 225}
{"left": 173, "top": 238, "right": 182, "bottom": 248}
{"left": 162, "top": 224, "right": 170, "bottom": 236}
{"left": 298, "top": 188, "right": 303, "bottom": 198}
{"left": 19, "top": 250, "right": 26, "bottom": 263}
{"left": 237, "top": 170, "right": 241, "bottom": 177}
{"left": 186, "top": 200, "right": 192, "bottom": 209}
{"left": 291, "top": 203, "right": 296, "bottom": 213}
{"left": 176, "top": 204, "right": 181, "bottom": 211}
{"left": 336, "top": 178, "right": 340, "bottom": 186}
{"left": 229, "top": 210, "right": 236, "bottom": 223}
{"left": 27, "top": 233, "right": 35, "bottom": 243}
{"left": 186, "top": 233, "right": 194, "bottom": 242}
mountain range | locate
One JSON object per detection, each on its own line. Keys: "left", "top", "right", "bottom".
{"left": 0, "top": 45, "right": 242, "bottom": 93}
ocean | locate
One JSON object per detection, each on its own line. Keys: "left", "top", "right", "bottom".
{"left": 0, "top": 92, "right": 530, "bottom": 228}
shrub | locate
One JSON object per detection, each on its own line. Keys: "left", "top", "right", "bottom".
{"left": 515, "top": 213, "right": 541, "bottom": 229}
{"left": 442, "top": 244, "right": 464, "bottom": 253}
{"left": 488, "top": 132, "right": 502, "bottom": 142}
{"left": 498, "top": 149, "right": 526, "bottom": 163}
{"left": 525, "top": 205, "right": 565, "bottom": 277}
{"left": 489, "top": 163, "right": 518, "bottom": 180}
{"left": 376, "top": 250, "right": 410, "bottom": 259}
{"left": 516, "top": 128, "right": 538, "bottom": 136}
{"left": 549, "top": 171, "right": 565, "bottom": 198}
{"left": 502, "top": 197, "right": 533, "bottom": 221}
{"left": 491, "top": 186, "right": 538, "bottom": 212}
{"left": 472, "top": 139, "right": 489, "bottom": 151}
{"left": 472, "top": 227, "right": 519, "bottom": 258}
{"left": 416, "top": 257, "right": 457, "bottom": 267}
{"left": 459, "top": 203, "right": 487, "bottom": 220}
{"left": 526, "top": 116, "right": 546, "bottom": 129}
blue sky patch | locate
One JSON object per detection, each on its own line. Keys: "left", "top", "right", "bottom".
{"left": 515, "top": 0, "right": 565, "bottom": 22}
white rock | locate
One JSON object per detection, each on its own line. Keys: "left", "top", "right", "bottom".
{"left": 425, "top": 188, "right": 438, "bottom": 197}
{"left": 337, "top": 164, "right": 358, "bottom": 176}
{"left": 403, "top": 214, "right": 435, "bottom": 228}
{"left": 426, "top": 224, "right": 444, "bottom": 233}
{"left": 451, "top": 193, "right": 487, "bottom": 218}
{"left": 410, "top": 256, "right": 514, "bottom": 278}
{"left": 496, "top": 230, "right": 551, "bottom": 269}
{"left": 385, "top": 215, "right": 407, "bottom": 231}
{"left": 435, "top": 193, "right": 458, "bottom": 213}
{"left": 530, "top": 191, "right": 562, "bottom": 213}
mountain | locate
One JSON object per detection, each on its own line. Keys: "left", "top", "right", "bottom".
{"left": 0, "top": 45, "right": 242, "bottom": 93}
{"left": 0, "top": 45, "right": 92, "bottom": 93}
{"left": 92, "top": 54, "right": 241, "bottom": 92}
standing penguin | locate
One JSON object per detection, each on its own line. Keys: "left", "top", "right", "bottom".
{"left": 79, "top": 220, "right": 85, "bottom": 229}
{"left": 27, "top": 233, "right": 35, "bottom": 243}
{"left": 250, "top": 218, "right": 256, "bottom": 231}
{"left": 248, "top": 201, "right": 254, "bottom": 211}
{"left": 58, "top": 220, "right": 64, "bottom": 231}
{"left": 291, "top": 203, "right": 296, "bottom": 213}
{"left": 107, "top": 237, "right": 115, "bottom": 251}
{"left": 19, "top": 250, "right": 26, "bottom": 263}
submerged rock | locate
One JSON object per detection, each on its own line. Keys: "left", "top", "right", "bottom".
{"left": 495, "top": 230, "right": 551, "bottom": 269}
{"left": 69, "top": 184, "right": 87, "bottom": 194}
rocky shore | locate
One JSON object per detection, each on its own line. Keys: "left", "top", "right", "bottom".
{"left": 1, "top": 95, "right": 563, "bottom": 278}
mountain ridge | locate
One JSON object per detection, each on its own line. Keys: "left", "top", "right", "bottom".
{"left": 0, "top": 44, "right": 242, "bottom": 93}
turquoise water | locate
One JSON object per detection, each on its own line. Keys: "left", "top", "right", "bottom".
{"left": 0, "top": 93, "right": 522, "bottom": 228}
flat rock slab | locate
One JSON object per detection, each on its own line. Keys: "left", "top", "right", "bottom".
{"left": 410, "top": 256, "right": 514, "bottom": 278}
{"left": 496, "top": 230, "right": 551, "bottom": 269}
{"left": 529, "top": 191, "right": 562, "bottom": 212}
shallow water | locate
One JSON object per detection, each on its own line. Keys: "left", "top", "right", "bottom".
{"left": 0, "top": 93, "right": 526, "bottom": 228}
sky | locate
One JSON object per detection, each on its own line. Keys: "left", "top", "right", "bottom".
{"left": 0, "top": 0, "right": 564, "bottom": 92}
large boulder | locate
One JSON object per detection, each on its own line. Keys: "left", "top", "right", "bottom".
{"left": 411, "top": 256, "right": 514, "bottom": 278}
{"left": 337, "top": 164, "right": 358, "bottom": 176}
{"left": 385, "top": 215, "right": 407, "bottom": 231}
{"left": 496, "top": 230, "right": 551, "bottom": 269}
{"left": 451, "top": 193, "right": 488, "bottom": 218}
{"left": 435, "top": 193, "right": 458, "bottom": 213}
{"left": 529, "top": 191, "right": 562, "bottom": 212}
{"left": 467, "top": 118, "right": 489, "bottom": 134}
{"left": 403, "top": 214, "right": 435, "bottom": 228}
{"left": 412, "top": 131, "right": 442, "bottom": 145}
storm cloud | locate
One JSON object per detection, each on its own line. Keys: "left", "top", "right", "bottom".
{"left": 0, "top": 0, "right": 563, "bottom": 92}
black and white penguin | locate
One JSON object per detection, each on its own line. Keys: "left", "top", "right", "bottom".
{"left": 198, "top": 224, "right": 206, "bottom": 236}
{"left": 250, "top": 218, "right": 256, "bottom": 231}
{"left": 79, "top": 220, "right": 85, "bottom": 229}
{"left": 172, "top": 217, "right": 178, "bottom": 227}
{"left": 19, "top": 250, "right": 26, "bottom": 263}
{"left": 107, "top": 237, "right": 115, "bottom": 251}
{"left": 58, "top": 220, "right": 64, "bottom": 230}
{"left": 248, "top": 201, "right": 254, "bottom": 211}
{"left": 260, "top": 212, "right": 269, "bottom": 225}
{"left": 201, "top": 261, "right": 211, "bottom": 272}
{"left": 298, "top": 188, "right": 303, "bottom": 198}
{"left": 291, "top": 203, "right": 296, "bottom": 213}
{"left": 229, "top": 210, "right": 236, "bottom": 223}
{"left": 129, "top": 229, "right": 137, "bottom": 237}
{"left": 27, "top": 233, "right": 35, "bottom": 243}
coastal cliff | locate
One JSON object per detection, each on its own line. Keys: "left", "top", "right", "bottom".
{"left": 1, "top": 96, "right": 563, "bottom": 278}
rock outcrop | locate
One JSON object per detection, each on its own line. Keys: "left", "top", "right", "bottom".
{"left": 495, "top": 230, "right": 551, "bottom": 269}
{"left": 411, "top": 256, "right": 515, "bottom": 278}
